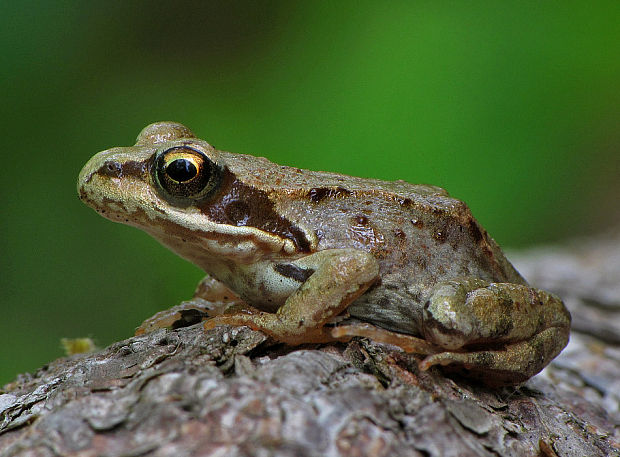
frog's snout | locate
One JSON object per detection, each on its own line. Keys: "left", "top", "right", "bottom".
{"left": 77, "top": 152, "right": 101, "bottom": 200}
{"left": 77, "top": 149, "right": 116, "bottom": 202}
{"left": 77, "top": 149, "right": 126, "bottom": 212}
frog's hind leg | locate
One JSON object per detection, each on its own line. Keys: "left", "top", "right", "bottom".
{"left": 135, "top": 275, "right": 245, "bottom": 335}
{"left": 335, "top": 277, "right": 570, "bottom": 386}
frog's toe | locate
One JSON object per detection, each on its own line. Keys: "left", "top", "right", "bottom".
{"left": 203, "top": 314, "right": 258, "bottom": 332}
{"left": 136, "top": 300, "right": 215, "bottom": 335}
{"left": 204, "top": 312, "right": 339, "bottom": 346}
{"left": 420, "top": 351, "right": 531, "bottom": 386}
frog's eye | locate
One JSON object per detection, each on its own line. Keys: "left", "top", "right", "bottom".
{"left": 154, "top": 146, "right": 219, "bottom": 200}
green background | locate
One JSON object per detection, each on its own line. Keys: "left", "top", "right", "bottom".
{"left": 1, "top": 2, "right": 619, "bottom": 386}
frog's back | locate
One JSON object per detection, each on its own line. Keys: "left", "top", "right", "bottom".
{"left": 282, "top": 178, "right": 524, "bottom": 283}
{"left": 225, "top": 150, "right": 524, "bottom": 282}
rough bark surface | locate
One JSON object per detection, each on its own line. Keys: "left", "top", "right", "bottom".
{"left": 2, "top": 232, "right": 619, "bottom": 457}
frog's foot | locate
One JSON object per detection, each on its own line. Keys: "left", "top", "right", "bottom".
{"left": 331, "top": 323, "right": 439, "bottom": 355}
{"left": 193, "top": 274, "right": 244, "bottom": 304}
{"left": 419, "top": 326, "right": 569, "bottom": 386}
{"left": 136, "top": 275, "right": 247, "bottom": 336}
{"left": 135, "top": 300, "right": 212, "bottom": 335}
{"left": 203, "top": 311, "right": 342, "bottom": 345}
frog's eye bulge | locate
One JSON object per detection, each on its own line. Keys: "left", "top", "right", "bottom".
{"left": 136, "top": 121, "right": 196, "bottom": 145}
{"left": 154, "top": 147, "right": 220, "bottom": 201}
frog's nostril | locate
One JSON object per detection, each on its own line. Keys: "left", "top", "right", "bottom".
{"left": 100, "top": 161, "right": 122, "bottom": 178}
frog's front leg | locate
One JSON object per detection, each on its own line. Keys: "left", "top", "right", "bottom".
{"left": 203, "top": 249, "right": 380, "bottom": 345}
{"left": 135, "top": 275, "right": 245, "bottom": 335}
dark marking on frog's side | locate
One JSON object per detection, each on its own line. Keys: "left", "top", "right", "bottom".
{"left": 78, "top": 188, "right": 89, "bottom": 201}
{"left": 431, "top": 205, "right": 451, "bottom": 216}
{"left": 196, "top": 169, "right": 312, "bottom": 252}
{"left": 274, "top": 263, "right": 315, "bottom": 283}
{"left": 308, "top": 186, "right": 352, "bottom": 203}
{"left": 410, "top": 219, "right": 424, "bottom": 229}
{"left": 288, "top": 226, "right": 311, "bottom": 251}
{"left": 429, "top": 215, "right": 474, "bottom": 250}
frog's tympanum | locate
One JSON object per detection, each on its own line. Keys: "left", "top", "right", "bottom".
{"left": 78, "top": 122, "right": 570, "bottom": 385}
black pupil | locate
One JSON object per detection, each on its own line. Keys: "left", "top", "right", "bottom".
{"left": 167, "top": 159, "right": 197, "bottom": 182}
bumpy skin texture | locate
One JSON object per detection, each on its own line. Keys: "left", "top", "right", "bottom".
{"left": 77, "top": 121, "right": 570, "bottom": 385}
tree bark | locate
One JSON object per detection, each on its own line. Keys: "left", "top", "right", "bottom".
{"left": 1, "top": 232, "right": 619, "bottom": 457}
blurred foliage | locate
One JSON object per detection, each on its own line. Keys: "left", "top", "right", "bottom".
{"left": 1, "top": 1, "right": 618, "bottom": 385}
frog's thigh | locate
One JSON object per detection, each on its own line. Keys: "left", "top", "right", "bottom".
{"left": 420, "top": 278, "right": 570, "bottom": 383}
{"left": 135, "top": 274, "right": 246, "bottom": 336}
{"left": 204, "top": 249, "right": 380, "bottom": 345}
{"left": 423, "top": 278, "right": 570, "bottom": 349}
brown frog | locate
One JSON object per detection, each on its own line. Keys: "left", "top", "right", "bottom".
{"left": 77, "top": 121, "right": 570, "bottom": 385}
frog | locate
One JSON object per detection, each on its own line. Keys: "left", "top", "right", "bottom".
{"left": 77, "top": 121, "right": 570, "bottom": 386}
